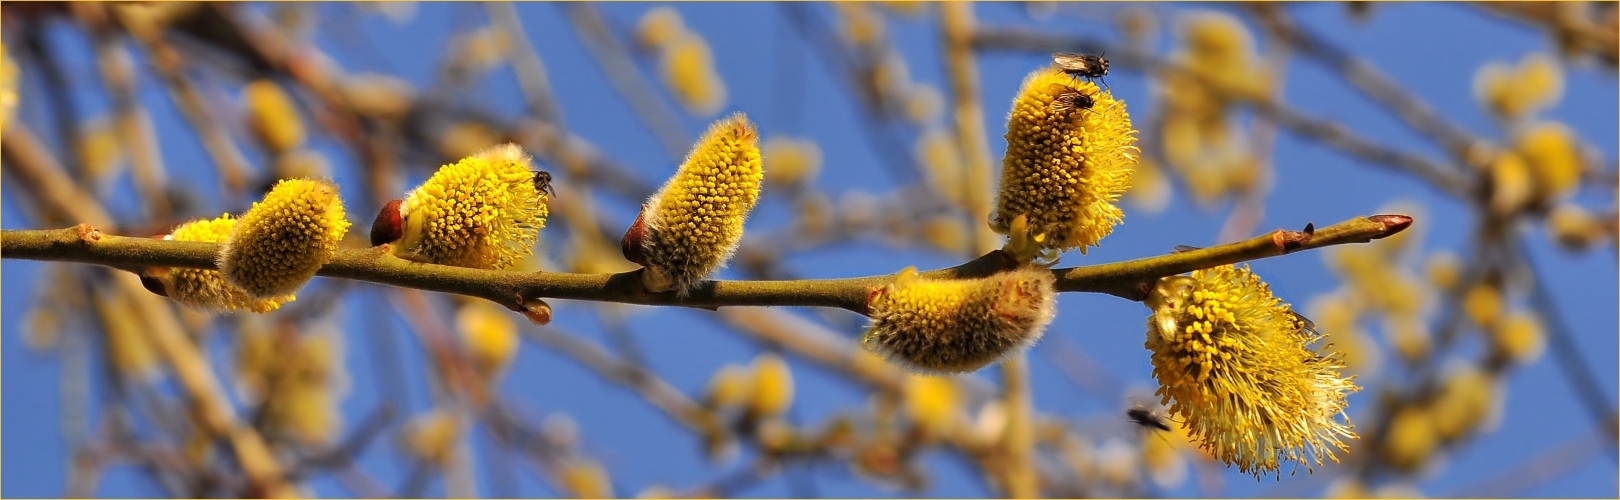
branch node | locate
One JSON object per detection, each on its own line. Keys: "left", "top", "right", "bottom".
{"left": 76, "top": 223, "right": 102, "bottom": 243}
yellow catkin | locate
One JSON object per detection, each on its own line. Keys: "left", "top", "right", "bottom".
{"left": 220, "top": 178, "right": 349, "bottom": 298}
{"left": 96, "top": 289, "right": 160, "bottom": 378}
{"left": 457, "top": 301, "right": 520, "bottom": 381}
{"left": 1430, "top": 364, "right": 1496, "bottom": 439}
{"left": 916, "top": 127, "right": 966, "bottom": 206}
{"left": 636, "top": 6, "right": 687, "bottom": 50}
{"left": 1381, "top": 407, "right": 1437, "bottom": 471}
{"left": 903, "top": 84, "right": 945, "bottom": 125}
{"left": 0, "top": 41, "right": 17, "bottom": 127}
{"left": 1143, "top": 265, "right": 1359, "bottom": 479}
{"left": 401, "top": 410, "right": 462, "bottom": 464}
{"left": 1547, "top": 204, "right": 1607, "bottom": 250}
{"left": 747, "top": 353, "right": 795, "bottom": 418}
{"left": 638, "top": 113, "right": 763, "bottom": 294}
{"left": 1489, "top": 152, "right": 1534, "bottom": 214}
{"left": 904, "top": 375, "right": 961, "bottom": 438}
{"left": 244, "top": 330, "right": 346, "bottom": 447}
{"left": 990, "top": 67, "right": 1139, "bottom": 255}
{"left": 1515, "top": 121, "right": 1584, "bottom": 201}
{"left": 704, "top": 363, "right": 754, "bottom": 409}
{"left": 159, "top": 215, "right": 294, "bottom": 313}
{"left": 1424, "top": 251, "right": 1463, "bottom": 290}
{"left": 244, "top": 80, "right": 306, "bottom": 154}
{"left": 393, "top": 144, "right": 549, "bottom": 270}
{"left": 863, "top": 266, "right": 1057, "bottom": 374}
{"left": 660, "top": 33, "right": 727, "bottom": 117}
{"left": 559, "top": 458, "right": 614, "bottom": 498}
{"left": 1493, "top": 311, "right": 1546, "bottom": 364}
{"left": 1463, "top": 284, "right": 1503, "bottom": 328}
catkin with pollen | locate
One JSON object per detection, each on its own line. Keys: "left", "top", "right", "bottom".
{"left": 991, "top": 67, "right": 1139, "bottom": 255}
{"left": 862, "top": 267, "right": 1056, "bottom": 374}
{"left": 385, "top": 143, "right": 550, "bottom": 270}
{"left": 151, "top": 214, "right": 293, "bottom": 313}
{"left": 220, "top": 178, "right": 349, "bottom": 298}
{"left": 635, "top": 113, "right": 764, "bottom": 295}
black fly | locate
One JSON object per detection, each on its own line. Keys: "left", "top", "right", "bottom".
{"left": 532, "top": 170, "right": 557, "bottom": 198}
{"left": 1053, "top": 52, "right": 1110, "bottom": 90}
{"left": 1049, "top": 90, "right": 1097, "bottom": 114}
{"left": 1126, "top": 406, "right": 1173, "bottom": 432}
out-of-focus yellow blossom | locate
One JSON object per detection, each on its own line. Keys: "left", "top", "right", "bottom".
{"left": 863, "top": 266, "right": 1057, "bottom": 374}
{"left": 1384, "top": 314, "right": 1431, "bottom": 364}
{"left": 385, "top": 144, "right": 548, "bottom": 270}
{"left": 244, "top": 80, "right": 306, "bottom": 154}
{"left": 1463, "top": 283, "right": 1503, "bottom": 329}
{"left": 1547, "top": 203, "right": 1609, "bottom": 250}
{"left": 78, "top": 119, "right": 126, "bottom": 183}
{"left": 400, "top": 410, "right": 462, "bottom": 464}
{"left": 1308, "top": 294, "right": 1382, "bottom": 376}
{"left": 1429, "top": 364, "right": 1497, "bottom": 440}
{"left": 747, "top": 353, "right": 795, "bottom": 419}
{"left": 1381, "top": 406, "right": 1437, "bottom": 471}
{"left": 1424, "top": 251, "right": 1463, "bottom": 290}
{"left": 796, "top": 191, "right": 836, "bottom": 240}
{"left": 1117, "top": 7, "right": 1160, "bottom": 46}
{"left": 990, "top": 68, "right": 1139, "bottom": 255}
{"left": 916, "top": 127, "right": 965, "bottom": 206}
{"left": 762, "top": 137, "right": 823, "bottom": 189}
{"left": 1493, "top": 311, "right": 1546, "bottom": 365}
{"left": 756, "top": 417, "right": 797, "bottom": 454}
{"left": 635, "top": 114, "right": 762, "bottom": 294}
{"left": 903, "top": 84, "right": 945, "bottom": 125}
{"left": 558, "top": 458, "right": 614, "bottom": 498}
{"left": 152, "top": 215, "right": 294, "bottom": 313}
{"left": 1143, "top": 265, "right": 1359, "bottom": 479}
{"left": 1140, "top": 424, "right": 1190, "bottom": 488}
{"left": 904, "top": 375, "right": 961, "bottom": 439}
{"left": 1515, "top": 121, "right": 1584, "bottom": 201}
{"left": 919, "top": 214, "right": 968, "bottom": 255}
{"left": 704, "top": 363, "right": 754, "bottom": 409}
{"left": 450, "top": 26, "right": 509, "bottom": 75}
{"left": 220, "top": 178, "right": 349, "bottom": 298}
{"left": 660, "top": 34, "right": 727, "bottom": 117}
{"left": 240, "top": 328, "right": 347, "bottom": 446}
{"left": 1474, "top": 53, "right": 1563, "bottom": 120}
{"left": 835, "top": 3, "right": 885, "bottom": 47}
{"left": 0, "top": 41, "right": 17, "bottom": 128}
{"left": 457, "top": 301, "right": 519, "bottom": 382}
{"left": 636, "top": 7, "right": 686, "bottom": 51}
{"left": 1094, "top": 438, "right": 1140, "bottom": 487}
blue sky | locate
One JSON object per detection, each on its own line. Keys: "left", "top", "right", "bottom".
{"left": 4, "top": 2, "right": 1615, "bottom": 497}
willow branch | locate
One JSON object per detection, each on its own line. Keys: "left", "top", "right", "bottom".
{"left": 1, "top": 215, "right": 1412, "bottom": 315}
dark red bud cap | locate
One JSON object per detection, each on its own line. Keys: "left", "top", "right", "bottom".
{"left": 139, "top": 275, "right": 168, "bottom": 297}
{"left": 371, "top": 199, "right": 404, "bottom": 247}
{"left": 621, "top": 204, "right": 650, "bottom": 266}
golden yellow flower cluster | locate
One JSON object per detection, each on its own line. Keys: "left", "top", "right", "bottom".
{"left": 152, "top": 215, "right": 294, "bottom": 313}
{"left": 633, "top": 113, "right": 763, "bottom": 294}
{"left": 863, "top": 266, "right": 1056, "bottom": 374}
{"left": 637, "top": 7, "right": 727, "bottom": 116}
{"left": 1474, "top": 52, "right": 1562, "bottom": 120}
{"left": 1143, "top": 265, "right": 1359, "bottom": 479}
{"left": 219, "top": 178, "right": 350, "bottom": 298}
{"left": 991, "top": 67, "right": 1138, "bottom": 256}
{"left": 383, "top": 144, "right": 549, "bottom": 270}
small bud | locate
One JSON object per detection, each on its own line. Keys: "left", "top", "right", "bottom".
{"left": 636, "top": 113, "right": 764, "bottom": 294}
{"left": 520, "top": 297, "right": 553, "bottom": 326}
{"left": 220, "top": 179, "right": 350, "bottom": 298}
{"left": 388, "top": 144, "right": 550, "bottom": 270}
{"left": 862, "top": 266, "right": 1057, "bottom": 374}
{"left": 370, "top": 199, "right": 404, "bottom": 247}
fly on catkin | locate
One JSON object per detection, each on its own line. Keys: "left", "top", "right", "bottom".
{"left": 219, "top": 178, "right": 349, "bottom": 298}
{"left": 623, "top": 113, "right": 764, "bottom": 295}
{"left": 990, "top": 67, "right": 1139, "bottom": 258}
{"left": 862, "top": 266, "right": 1056, "bottom": 374}
{"left": 371, "top": 143, "right": 550, "bottom": 270}
{"left": 1143, "top": 265, "right": 1359, "bottom": 479}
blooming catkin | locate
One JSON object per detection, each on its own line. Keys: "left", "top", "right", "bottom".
{"left": 156, "top": 215, "right": 293, "bottom": 312}
{"left": 220, "top": 178, "right": 349, "bottom": 298}
{"left": 386, "top": 143, "right": 549, "bottom": 269}
{"left": 1143, "top": 265, "right": 1359, "bottom": 479}
{"left": 991, "top": 67, "right": 1139, "bottom": 255}
{"left": 862, "top": 266, "right": 1057, "bottom": 374}
{"left": 635, "top": 113, "right": 764, "bottom": 294}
